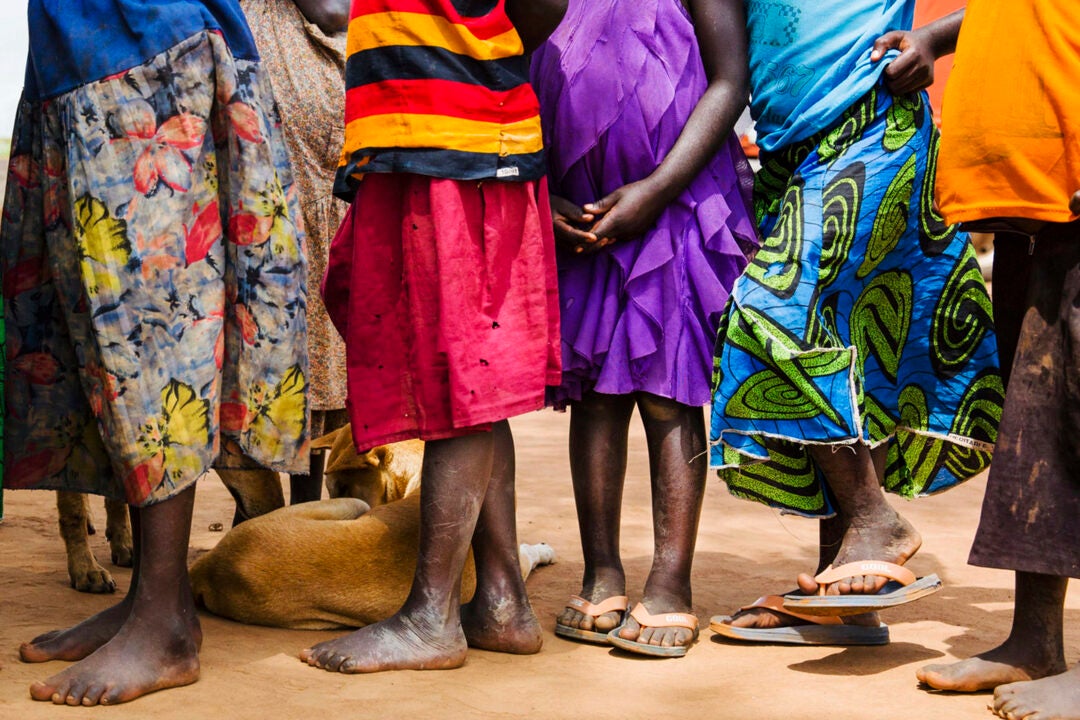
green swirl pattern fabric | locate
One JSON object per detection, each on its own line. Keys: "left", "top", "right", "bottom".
{"left": 709, "top": 86, "right": 1004, "bottom": 517}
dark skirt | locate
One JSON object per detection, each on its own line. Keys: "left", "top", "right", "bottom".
{"left": 969, "top": 223, "right": 1080, "bottom": 578}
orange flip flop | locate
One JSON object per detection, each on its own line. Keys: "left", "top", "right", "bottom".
{"left": 607, "top": 603, "right": 699, "bottom": 657}
{"left": 554, "top": 595, "right": 629, "bottom": 644}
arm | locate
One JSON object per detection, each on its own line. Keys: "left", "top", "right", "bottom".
{"left": 586, "top": 0, "right": 749, "bottom": 244}
{"left": 871, "top": 8, "right": 964, "bottom": 95}
{"left": 506, "top": 0, "right": 568, "bottom": 54}
{"left": 292, "top": 0, "right": 351, "bottom": 35}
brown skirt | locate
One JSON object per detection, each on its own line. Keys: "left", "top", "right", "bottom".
{"left": 969, "top": 222, "right": 1080, "bottom": 578}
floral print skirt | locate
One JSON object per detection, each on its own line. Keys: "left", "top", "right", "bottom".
{"left": 2, "top": 29, "right": 309, "bottom": 507}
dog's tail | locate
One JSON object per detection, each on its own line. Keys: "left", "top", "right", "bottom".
{"left": 518, "top": 542, "right": 556, "bottom": 581}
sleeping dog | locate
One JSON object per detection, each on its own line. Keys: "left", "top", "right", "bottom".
{"left": 189, "top": 426, "right": 555, "bottom": 629}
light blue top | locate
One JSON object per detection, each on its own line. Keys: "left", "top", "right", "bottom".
{"left": 746, "top": 0, "right": 914, "bottom": 152}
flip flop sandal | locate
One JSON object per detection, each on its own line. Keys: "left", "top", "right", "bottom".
{"left": 710, "top": 595, "right": 889, "bottom": 645}
{"left": 554, "top": 595, "right": 629, "bottom": 644}
{"left": 607, "top": 603, "right": 699, "bottom": 658}
{"left": 782, "top": 561, "right": 942, "bottom": 617}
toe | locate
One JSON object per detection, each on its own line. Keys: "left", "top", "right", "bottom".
{"left": 82, "top": 684, "right": 108, "bottom": 706}
{"left": 64, "top": 680, "right": 89, "bottom": 706}
{"left": 593, "top": 610, "right": 620, "bottom": 633}
{"left": 796, "top": 573, "right": 819, "bottom": 594}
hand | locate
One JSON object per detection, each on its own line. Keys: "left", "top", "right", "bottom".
{"left": 871, "top": 30, "right": 936, "bottom": 95}
{"left": 584, "top": 179, "right": 669, "bottom": 246}
{"left": 1071, "top": 190, "right": 1080, "bottom": 216}
{"left": 550, "top": 194, "right": 605, "bottom": 254}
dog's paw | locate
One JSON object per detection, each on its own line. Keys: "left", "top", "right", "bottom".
{"left": 69, "top": 564, "right": 117, "bottom": 594}
{"left": 110, "top": 545, "right": 134, "bottom": 568}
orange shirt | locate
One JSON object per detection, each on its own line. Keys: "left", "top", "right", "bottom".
{"left": 937, "top": 0, "right": 1080, "bottom": 224}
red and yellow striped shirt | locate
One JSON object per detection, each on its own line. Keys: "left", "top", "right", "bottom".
{"left": 334, "top": 0, "right": 545, "bottom": 199}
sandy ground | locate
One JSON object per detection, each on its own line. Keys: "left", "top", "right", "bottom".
{"left": 2, "top": 409, "right": 1079, "bottom": 720}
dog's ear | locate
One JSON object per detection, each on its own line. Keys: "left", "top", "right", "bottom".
{"left": 369, "top": 445, "right": 391, "bottom": 468}
{"left": 312, "top": 425, "right": 347, "bottom": 451}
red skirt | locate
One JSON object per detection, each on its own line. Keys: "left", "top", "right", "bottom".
{"left": 323, "top": 174, "right": 561, "bottom": 450}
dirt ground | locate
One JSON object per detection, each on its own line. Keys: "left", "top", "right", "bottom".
{"left": 2, "top": 409, "right": 1078, "bottom": 720}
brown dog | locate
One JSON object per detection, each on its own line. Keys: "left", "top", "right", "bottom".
{"left": 189, "top": 426, "right": 555, "bottom": 629}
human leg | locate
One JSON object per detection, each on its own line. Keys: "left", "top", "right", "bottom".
{"left": 794, "top": 444, "right": 921, "bottom": 595}
{"left": 555, "top": 391, "right": 636, "bottom": 639}
{"left": 460, "top": 420, "right": 543, "bottom": 654}
{"left": 300, "top": 429, "right": 494, "bottom": 673}
{"left": 917, "top": 572, "right": 1067, "bottom": 691}
{"left": 610, "top": 393, "right": 704, "bottom": 651}
{"left": 30, "top": 486, "right": 201, "bottom": 706}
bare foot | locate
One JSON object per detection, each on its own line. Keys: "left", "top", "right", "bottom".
{"left": 20, "top": 601, "right": 131, "bottom": 664}
{"left": 461, "top": 588, "right": 543, "bottom": 654}
{"left": 21, "top": 598, "right": 203, "bottom": 664}
{"left": 993, "top": 665, "right": 1080, "bottom": 719}
{"left": 797, "top": 512, "right": 922, "bottom": 595}
{"left": 29, "top": 615, "right": 200, "bottom": 706}
{"left": 918, "top": 641, "right": 1067, "bottom": 693}
{"left": 614, "top": 591, "right": 695, "bottom": 650}
{"left": 555, "top": 572, "right": 626, "bottom": 635}
{"left": 300, "top": 613, "right": 468, "bottom": 673}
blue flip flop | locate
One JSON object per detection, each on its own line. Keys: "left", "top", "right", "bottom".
{"left": 782, "top": 561, "right": 942, "bottom": 617}
{"left": 710, "top": 595, "right": 889, "bottom": 645}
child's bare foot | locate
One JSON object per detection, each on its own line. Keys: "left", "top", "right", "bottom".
{"left": 917, "top": 641, "right": 1067, "bottom": 692}
{"left": 21, "top": 598, "right": 203, "bottom": 664}
{"left": 461, "top": 587, "right": 543, "bottom": 654}
{"left": 796, "top": 510, "right": 922, "bottom": 595}
{"left": 29, "top": 614, "right": 200, "bottom": 706}
{"left": 992, "top": 665, "right": 1080, "bottom": 719}
{"left": 555, "top": 571, "right": 627, "bottom": 635}
{"left": 300, "top": 612, "right": 468, "bottom": 673}
{"left": 20, "top": 601, "right": 132, "bottom": 663}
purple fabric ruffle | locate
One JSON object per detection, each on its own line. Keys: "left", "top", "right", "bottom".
{"left": 531, "top": 0, "right": 758, "bottom": 408}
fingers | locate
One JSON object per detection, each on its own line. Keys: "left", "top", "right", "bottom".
{"left": 549, "top": 194, "right": 594, "bottom": 224}
{"left": 870, "top": 31, "right": 906, "bottom": 62}
{"left": 583, "top": 190, "right": 619, "bottom": 217}
{"left": 1070, "top": 190, "right": 1080, "bottom": 215}
{"left": 552, "top": 219, "right": 600, "bottom": 253}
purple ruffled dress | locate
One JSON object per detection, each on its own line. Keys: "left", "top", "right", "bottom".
{"left": 531, "top": 0, "right": 758, "bottom": 409}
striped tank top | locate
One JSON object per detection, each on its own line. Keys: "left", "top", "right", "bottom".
{"left": 334, "top": 0, "right": 545, "bottom": 199}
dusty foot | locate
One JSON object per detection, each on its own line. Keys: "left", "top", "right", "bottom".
{"left": 20, "top": 601, "right": 131, "bottom": 664}
{"left": 797, "top": 511, "right": 922, "bottom": 595}
{"left": 555, "top": 571, "right": 626, "bottom": 635}
{"left": 29, "top": 615, "right": 200, "bottom": 706}
{"left": 917, "top": 642, "right": 1067, "bottom": 692}
{"left": 461, "top": 588, "right": 543, "bottom": 654}
{"left": 20, "top": 599, "right": 202, "bottom": 664}
{"left": 300, "top": 613, "right": 468, "bottom": 673}
{"left": 992, "top": 665, "right": 1080, "bottom": 719}
{"left": 614, "top": 591, "right": 695, "bottom": 650}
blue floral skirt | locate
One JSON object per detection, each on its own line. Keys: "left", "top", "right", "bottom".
{"left": 2, "top": 29, "right": 309, "bottom": 506}
{"left": 708, "top": 87, "right": 1004, "bottom": 517}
